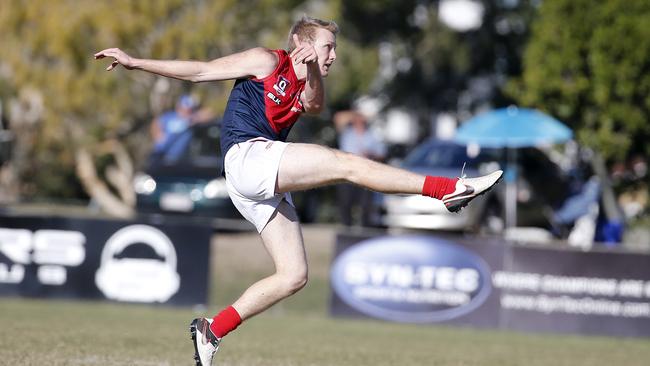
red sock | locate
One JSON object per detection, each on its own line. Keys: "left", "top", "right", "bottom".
{"left": 422, "top": 176, "right": 458, "bottom": 200}
{"left": 210, "top": 306, "right": 242, "bottom": 338}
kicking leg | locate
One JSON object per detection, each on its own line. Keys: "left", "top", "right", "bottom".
{"left": 277, "top": 143, "right": 426, "bottom": 194}
{"left": 276, "top": 143, "right": 503, "bottom": 212}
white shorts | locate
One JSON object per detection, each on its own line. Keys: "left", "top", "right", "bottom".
{"left": 224, "top": 138, "right": 293, "bottom": 233}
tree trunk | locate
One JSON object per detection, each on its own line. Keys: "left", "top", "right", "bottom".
{"left": 75, "top": 146, "right": 134, "bottom": 218}
{"left": 67, "top": 118, "right": 136, "bottom": 218}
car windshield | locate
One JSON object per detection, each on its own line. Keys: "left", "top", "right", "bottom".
{"left": 403, "top": 140, "right": 501, "bottom": 169}
{"left": 161, "top": 123, "right": 220, "bottom": 165}
{"left": 188, "top": 124, "right": 220, "bottom": 160}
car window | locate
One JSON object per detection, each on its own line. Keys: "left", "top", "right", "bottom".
{"left": 403, "top": 141, "right": 500, "bottom": 168}
{"left": 160, "top": 124, "right": 220, "bottom": 165}
{"left": 189, "top": 125, "right": 221, "bottom": 160}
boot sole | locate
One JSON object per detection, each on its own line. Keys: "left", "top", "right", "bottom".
{"left": 445, "top": 173, "right": 504, "bottom": 213}
{"left": 189, "top": 319, "right": 202, "bottom": 365}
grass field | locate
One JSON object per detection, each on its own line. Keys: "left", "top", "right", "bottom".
{"left": 1, "top": 225, "right": 649, "bottom": 365}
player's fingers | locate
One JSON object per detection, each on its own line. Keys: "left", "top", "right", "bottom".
{"left": 292, "top": 49, "right": 306, "bottom": 63}
{"left": 302, "top": 53, "right": 316, "bottom": 64}
{"left": 292, "top": 47, "right": 306, "bottom": 59}
{"left": 297, "top": 48, "right": 315, "bottom": 61}
{"left": 103, "top": 48, "right": 123, "bottom": 56}
{"left": 106, "top": 60, "right": 118, "bottom": 71}
{"left": 290, "top": 44, "right": 305, "bottom": 58}
{"left": 293, "top": 47, "right": 312, "bottom": 62}
{"left": 304, "top": 53, "right": 317, "bottom": 63}
{"left": 99, "top": 50, "right": 117, "bottom": 59}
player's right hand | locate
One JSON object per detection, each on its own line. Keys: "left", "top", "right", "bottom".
{"left": 93, "top": 48, "right": 135, "bottom": 71}
{"left": 290, "top": 34, "right": 318, "bottom": 65}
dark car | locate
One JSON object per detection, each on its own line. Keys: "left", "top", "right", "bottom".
{"left": 134, "top": 122, "right": 248, "bottom": 229}
{"left": 377, "top": 139, "right": 570, "bottom": 233}
{"left": 0, "top": 127, "right": 12, "bottom": 166}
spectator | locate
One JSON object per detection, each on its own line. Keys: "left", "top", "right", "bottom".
{"left": 334, "top": 110, "right": 386, "bottom": 226}
{"left": 150, "top": 94, "right": 212, "bottom": 161}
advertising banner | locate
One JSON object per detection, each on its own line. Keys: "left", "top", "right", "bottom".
{"left": 330, "top": 232, "right": 650, "bottom": 337}
{"left": 0, "top": 215, "right": 211, "bottom": 306}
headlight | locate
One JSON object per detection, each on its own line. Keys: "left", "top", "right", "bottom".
{"left": 134, "top": 173, "right": 156, "bottom": 195}
{"left": 203, "top": 178, "right": 228, "bottom": 199}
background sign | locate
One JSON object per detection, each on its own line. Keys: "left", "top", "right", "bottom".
{"left": 330, "top": 232, "right": 650, "bottom": 338}
{"left": 0, "top": 215, "right": 212, "bottom": 306}
{"left": 330, "top": 235, "right": 493, "bottom": 323}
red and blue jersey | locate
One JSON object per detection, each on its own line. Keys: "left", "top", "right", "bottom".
{"left": 220, "top": 49, "right": 306, "bottom": 156}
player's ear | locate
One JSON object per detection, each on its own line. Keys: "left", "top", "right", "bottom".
{"left": 292, "top": 34, "right": 301, "bottom": 48}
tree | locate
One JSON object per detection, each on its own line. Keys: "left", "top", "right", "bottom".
{"left": 509, "top": 0, "right": 650, "bottom": 162}
{"left": 334, "top": 0, "right": 539, "bottom": 139}
{"left": 2, "top": 1, "right": 544, "bottom": 212}
{"left": 0, "top": 0, "right": 378, "bottom": 214}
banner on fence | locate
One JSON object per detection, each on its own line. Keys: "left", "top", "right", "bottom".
{"left": 330, "top": 233, "right": 650, "bottom": 337}
{"left": 0, "top": 215, "right": 211, "bottom": 306}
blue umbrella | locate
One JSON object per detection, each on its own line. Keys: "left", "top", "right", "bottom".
{"left": 455, "top": 106, "right": 573, "bottom": 228}
{"left": 455, "top": 107, "right": 573, "bottom": 148}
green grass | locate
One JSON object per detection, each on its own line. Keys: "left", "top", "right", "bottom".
{"left": 1, "top": 226, "right": 649, "bottom": 365}
{"left": 1, "top": 298, "right": 650, "bottom": 366}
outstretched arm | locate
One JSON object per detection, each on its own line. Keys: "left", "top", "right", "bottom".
{"left": 94, "top": 47, "right": 278, "bottom": 82}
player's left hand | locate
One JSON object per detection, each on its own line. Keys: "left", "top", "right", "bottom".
{"left": 93, "top": 48, "right": 135, "bottom": 71}
{"left": 290, "top": 34, "right": 318, "bottom": 65}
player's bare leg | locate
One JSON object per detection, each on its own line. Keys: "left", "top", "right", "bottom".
{"left": 277, "top": 143, "right": 424, "bottom": 194}
{"left": 191, "top": 200, "right": 306, "bottom": 365}
{"left": 277, "top": 143, "right": 503, "bottom": 212}
{"left": 231, "top": 199, "right": 308, "bottom": 319}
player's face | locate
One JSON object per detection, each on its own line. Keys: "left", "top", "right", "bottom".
{"left": 312, "top": 28, "right": 337, "bottom": 77}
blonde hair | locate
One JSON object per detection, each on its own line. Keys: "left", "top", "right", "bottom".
{"left": 287, "top": 16, "right": 339, "bottom": 52}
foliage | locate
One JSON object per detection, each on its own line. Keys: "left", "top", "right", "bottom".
{"left": 339, "top": 1, "right": 538, "bottom": 114}
{"left": 0, "top": 0, "right": 377, "bottom": 204}
{"left": 9, "top": 0, "right": 643, "bottom": 205}
{"left": 509, "top": 0, "right": 650, "bottom": 162}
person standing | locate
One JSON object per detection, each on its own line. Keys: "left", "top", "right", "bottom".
{"left": 334, "top": 109, "right": 386, "bottom": 226}
{"left": 149, "top": 94, "right": 213, "bottom": 162}
{"left": 95, "top": 16, "right": 502, "bottom": 366}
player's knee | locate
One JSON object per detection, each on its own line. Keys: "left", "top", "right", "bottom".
{"left": 280, "top": 271, "right": 308, "bottom": 296}
{"left": 332, "top": 149, "right": 359, "bottom": 180}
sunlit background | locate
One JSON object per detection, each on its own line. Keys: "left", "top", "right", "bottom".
{"left": 1, "top": 1, "right": 649, "bottom": 365}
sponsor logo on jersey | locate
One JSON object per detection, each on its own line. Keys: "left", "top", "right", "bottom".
{"left": 266, "top": 92, "right": 281, "bottom": 105}
{"left": 273, "top": 75, "right": 290, "bottom": 97}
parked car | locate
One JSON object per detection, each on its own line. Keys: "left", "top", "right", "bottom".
{"left": 134, "top": 121, "right": 318, "bottom": 229}
{"left": 0, "top": 127, "right": 13, "bottom": 166}
{"left": 376, "top": 139, "right": 571, "bottom": 233}
{"left": 134, "top": 121, "right": 247, "bottom": 229}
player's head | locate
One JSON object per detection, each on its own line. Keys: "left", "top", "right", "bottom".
{"left": 288, "top": 16, "right": 338, "bottom": 77}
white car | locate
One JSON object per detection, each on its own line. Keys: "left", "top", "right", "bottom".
{"left": 377, "top": 139, "right": 570, "bottom": 233}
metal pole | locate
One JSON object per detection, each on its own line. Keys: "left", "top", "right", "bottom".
{"left": 505, "top": 147, "right": 517, "bottom": 228}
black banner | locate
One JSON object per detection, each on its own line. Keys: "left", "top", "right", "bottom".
{"left": 330, "top": 232, "right": 650, "bottom": 338}
{"left": 0, "top": 215, "right": 211, "bottom": 306}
